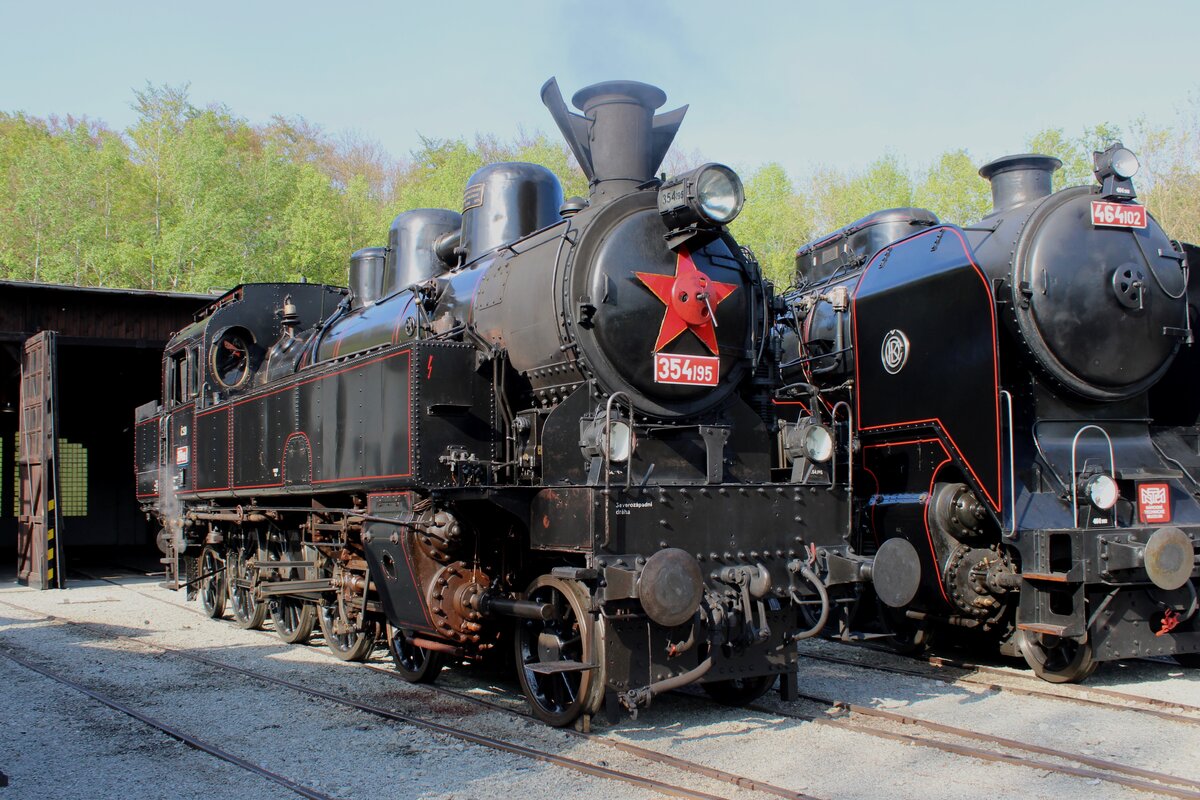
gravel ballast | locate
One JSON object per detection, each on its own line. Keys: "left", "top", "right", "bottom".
{"left": 2, "top": 566, "right": 1198, "bottom": 800}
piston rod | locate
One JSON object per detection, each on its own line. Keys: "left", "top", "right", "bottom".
{"left": 479, "top": 594, "right": 557, "bottom": 621}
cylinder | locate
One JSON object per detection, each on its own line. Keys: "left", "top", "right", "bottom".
{"left": 348, "top": 247, "right": 386, "bottom": 308}
{"left": 978, "top": 154, "right": 1062, "bottom": 214}
{"left": 384, "top": 209, "right": 462, "bottom": 297}
{"left": 459, "top": 162, "right": 562, "bottom": 263}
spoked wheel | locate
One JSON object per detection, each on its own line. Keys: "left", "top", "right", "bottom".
{"left": 199, "top": 546, "right": 226, "bottom": 619}
{"left": 387, "top": 625, "right": 446, "bottom": 683}
{"left": 314, "top": 553, "right": 376, "bottom": 661}
{"left": 514, "top": 576, "right": 605, "bottom": 728}
{"left": 229, "top": 544, "right": 265, "bottom": 630}
{"left": 270, "top": 596, "right": 316, "bottom": 644}
{"left": 702, "top": 674, "right": 777, "bottom": 706}
{"left": 318, "top": 605, "right": 377, "bottom": 661}
{"left": 1017, "top": 629, "right": 1099, "bottom": 683}
{"left": 267, "top": 535, "right": 315, "bottom": 645}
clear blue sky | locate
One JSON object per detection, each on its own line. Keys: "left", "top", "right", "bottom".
{"left": 1, "top": 0, "right": 1196, "bottom": 179}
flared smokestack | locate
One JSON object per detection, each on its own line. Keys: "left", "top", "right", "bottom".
{"left": 979, "top": 153, "right": 1062, "bottom": 215}
{"left": 541, "top": 77, "right": 687, "bottom": 201}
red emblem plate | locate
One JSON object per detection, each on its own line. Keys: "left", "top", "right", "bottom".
{"left": 175, "top": 445, "right": 190, "bottom": 466}
{"left": 654, "top": 353, "right": 719, "bottom": 386}
{"left": 1091, "top": 201, "right": 1147, "bottom": 229}
{"left": 1138, "top": 482, "right": 1171, "bottom": 524}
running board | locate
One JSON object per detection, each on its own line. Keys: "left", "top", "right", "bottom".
{"left": 836, "top": 631, "right": 896, "bottom": 642}
{"left": 525, "top": 660, "right": 598, "bottom": 675}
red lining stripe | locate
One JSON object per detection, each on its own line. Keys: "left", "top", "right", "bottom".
{"left": 851, "top": 227, "right": 1003, "bottom": 511}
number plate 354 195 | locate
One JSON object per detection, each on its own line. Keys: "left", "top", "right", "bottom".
{"left": 654, "top": 353, "right": 719, "bottom": 386}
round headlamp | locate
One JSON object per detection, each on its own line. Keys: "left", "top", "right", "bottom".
{"left": 658, "top": 163, "right": 745, "bottom": 231}
{"left": 604, "top": 420, "right": 633, "bottom": 463}
{"left": 803, "top": 424, "right": 835, "bottom": 463}
{"left": 695, "top": 165, "right": 743, "bottom": 224}
{"left": 1083, "top": 474, "right": 1119, "bottom": 510}
{"left": 1110, "top": 148, "right": 1140, "bottom": 179}
{"left": 1094, "top": 142, "right": 1141, "bottom": 187}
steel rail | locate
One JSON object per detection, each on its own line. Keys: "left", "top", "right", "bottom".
{"left": 770, "top": 690, "right": 1200, "bottom": 792}
{"left": 70, "top": 568, "right": 817, "bottom": 798}
{"left": 361, "top": 664, "right": 818, "bottom": 800}
{"left": 924, "top": 652, "right": 1200, "bottom": 714}
{"left": 72, "top": 569, "right": 1199, "bottom": 797}
{"left": 0, "top": 646, "right": 336, "bottom": 800}
{"left": 0, "top": 601, "right": 731, "bottom": 800}
{"left": 801, "top": 650, "right": 1200, "bottom": 727}
{"left": 730, "top": 695, "right": 1200, "bottom": 800}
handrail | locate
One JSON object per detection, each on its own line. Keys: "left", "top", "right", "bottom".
{"left": 830, "top": 400, "right": 854, "bottom": 534}
{"left": 999, "top": 390, "right": 1016, "bottom": 538}
{"left": 602, "top": 392, "right": 636, "bottom": 492}
{"left": 1069, "top": 424, "right": 1116, "bottom": 527}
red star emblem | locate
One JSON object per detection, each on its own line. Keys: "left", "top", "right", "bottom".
{"left": 635, "top": 248, "right": 738, "bottom": 355}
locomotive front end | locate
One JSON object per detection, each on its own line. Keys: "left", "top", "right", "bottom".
{"left": 780, "top": 142, "right": 1199, "bottom": 681}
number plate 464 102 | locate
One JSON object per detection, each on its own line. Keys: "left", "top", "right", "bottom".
{"left": 1091, "top": 201, "right": 1147, "bottom": 229}
{"left": 654, "top": 353, "right": 719, "bottom": 386}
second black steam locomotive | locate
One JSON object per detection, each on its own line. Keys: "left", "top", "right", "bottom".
{"left": 784, "top": 145, "right": 1200, "bottom": 680}
{"left": 135, "top": 78, "right": 865, "bottom": 727}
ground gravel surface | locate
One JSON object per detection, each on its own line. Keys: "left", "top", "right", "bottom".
{"left": 2, "top": 565, "right": 1198, "bottom": 800}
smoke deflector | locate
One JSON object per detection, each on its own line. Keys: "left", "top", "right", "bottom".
{"left": 541, "top": 78, "right": 687, "bottom": 201}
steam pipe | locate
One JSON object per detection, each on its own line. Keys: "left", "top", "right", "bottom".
{"left": 619, "top": 656, "right": 714, "bottom": 711}
{"left": 786, "top": 561, "right": 830, "bottom": 641}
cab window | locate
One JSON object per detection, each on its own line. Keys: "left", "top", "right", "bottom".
{"left": 167, "top": 347, "right": 199, "bottom": 406}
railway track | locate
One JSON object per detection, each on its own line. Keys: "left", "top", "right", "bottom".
{"left": 0, "top": 646, "right": 336, "bottom": 800}
{"left": 742, "top": 692, "right": 1200, "bottom": 799}
{"left": 0, "top": 598, "right": 809, "bottom": 800}
{"left": 922, "top": 652, "right": 1200, "bottom": 714}
{"left": 799, "top": 648, "right": 1200, "bottom": 726}
{"left": 372, "top": 663, "right": 1200, "bottom": 800}
{"left": 48, "top": 571, "right": 1200, "bottom": 798}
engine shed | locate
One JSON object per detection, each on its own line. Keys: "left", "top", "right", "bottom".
{"left": 0, "top": 279, "right": 210, "bottom": 587}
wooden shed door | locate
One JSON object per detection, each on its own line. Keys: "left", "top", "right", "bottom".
{"left": 16, "top": 331, "right": 63, "bottom": 589}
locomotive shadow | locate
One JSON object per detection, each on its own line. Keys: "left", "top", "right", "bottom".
{"left": 605, "top": 690, "right": 805, "bottom": 742}
{"left": 1089, "top": 657, "right": 1200, "bottom": 688}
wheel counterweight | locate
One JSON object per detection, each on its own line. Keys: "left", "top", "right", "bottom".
{"left": 387, "top": 625, "right": 446, "bottom": 683}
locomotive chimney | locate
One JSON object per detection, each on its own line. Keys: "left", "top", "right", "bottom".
{"left": 541, "top": 77, "right": 687, "bottom": 201}
{"left": 978, "top": 153, "right": 1062, "bottom": 215}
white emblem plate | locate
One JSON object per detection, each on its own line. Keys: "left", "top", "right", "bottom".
{"left": 881, "top": 329, "right": 909, "bottom": 375}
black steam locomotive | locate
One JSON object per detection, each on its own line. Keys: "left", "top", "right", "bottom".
{"left": 784, "top": 145, "right": 1200, "bottom": 680}
{"left": 135, "top": 79, "right": 864, "bottom": 727}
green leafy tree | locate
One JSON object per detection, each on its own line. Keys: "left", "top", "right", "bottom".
{"left": 283, "top": 162, "right": 347, "bottom": 283}
{"left": 914, "top": 149, "right": 992, "bottom": 225}
{"left": 127, "top": 83, "right": 190, "bottom": 288}
{"left": 810, "top": 154, "right": 913, "bottom": 232}
{"left": 1026, "top": 123, "right": 1122, "bottom": 190}
{"left": 729, "top": 163, "right": 810, "bottom": 288}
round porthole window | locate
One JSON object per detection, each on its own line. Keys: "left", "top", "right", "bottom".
{"left": 210, "top": 328, "right": 253, "bottom": 390}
